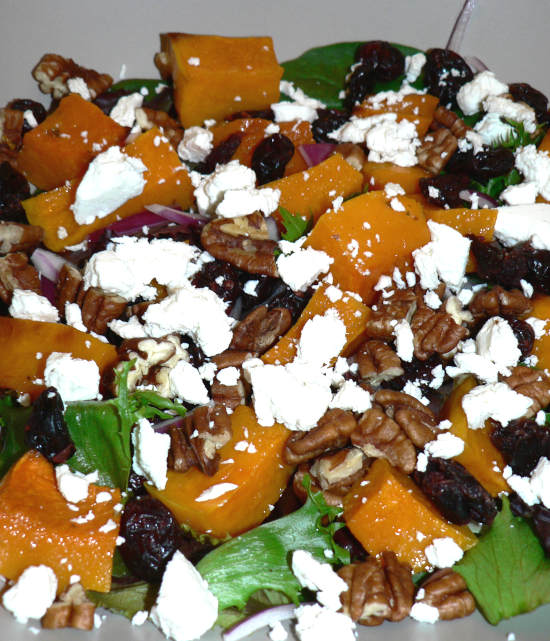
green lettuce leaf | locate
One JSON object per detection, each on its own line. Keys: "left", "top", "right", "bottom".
{"left": 281, "top": 42, "right": 424, "bottom": 110}
{"left": 455, "top": 497, "right": 550, "bottom": 624}
{"left": 471, "top": 168, "right": 522, "bottom": 202}
{"left": 0, "top": 395, "right": 32, "bottom": 478}
{"left": 279, "top": 206, "right": 312, "bottom": 242}
{"left": 88, "top": 582, "right": 158, "bottom": 619}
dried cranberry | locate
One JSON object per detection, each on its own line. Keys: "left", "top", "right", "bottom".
{"left": 266, "top": 284, "right": 312, "bottom": 323}
{"left": 446, "top": 148, "right": 515, "bottom": 183}
{"left": 127, "top": 470, "right": 147, "bottom": 496}
{"left": 227, "top": 108, "right": 275, "bottom": 121}
{"left": 424, "top": 48, "right": 473, "bottom": 106}
{"left": 119, "top": 496, "right": 181, "bottom": 582}
{"left": 491, "top": 419, "right": 550, "bottom": 477}
{"left": 509, "top": 491, "right": 535, "bottom": 518}
{"left": 470, "top": 238, "right": 530, "bottom": 290}
{"left": 384, "top": 354, "right": 444, "bottom": 394}
{"left": 195, "top": 132, "right": 244, "bottom": 174}
{"left": 414, "top": 457, "right": 499, "bottom": 525}
{"left": 0, "top": 161, "right": 31, "bottom": 224}
{"left": 179, "top": 532, "right": 214, "bottom": 564}
{"left": 93, "top": 88, "right": 133, "bottom": 115}
{"left": 251, "top": 133, "right": 295, "bottom": 185}
{"left": 333, "top": 526, "right": 368, "bottom": 563}
{"left": 145, "top": 86, "right": 174, "bottom": 114}
{"left": 533, "top": 505, "right": 550, "bottom": 556}
{"left": 191, "top": 259, "right": 243, "bottom": 308}
{"left": 527, "top": 249, "right": 550, "bottom": 294}
{"left": 24, "top": 388, "right": 75, "bottom": 463}
{"left": 355, "top": 41, "right": 405, "bottom": 82}
{"left": 343, "top": 61, "right": 376, "bottom": 111}
{"left": 240, "top": 274, "right": 280, "bottom": 314}
{"left": 507, "top": 318, "right": 535, "bottom": 357}
{"left": 181, "top": 334, "right": 206, "bottom": 369}
{"left": 312, "top": 109, "right": 349, "bottom": 143}
{"left": 7, "top": 98, "right": 47, "bottom": 134}
{"left": 509, "top": 82, "right": 549, "bottom": 122}
{"left": 419, "top": 173, "right": 470, "bottom": 208}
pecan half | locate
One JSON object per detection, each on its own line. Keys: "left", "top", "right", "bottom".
{"left": 501, "top": 366, "right": 550, "bottom": 418}
{"left": 210, "top": 378, "right": 246, "bottom": 410}
{"left": 201, "top": 213, "right": 278, "bottom": 277}
{"left": 338, "top": 552, "right": 414, "bottom": 625}
{"left": 76, "top": 286, "right": 127, "bottom": 334}
{"left": 283, "top": 409, "right": 357, "bottom": 464}
{"left": 334, "top": 143, "right": 366, "bottom": 171}
{"left": 230, "top": 305, "right": 292, "bottom": 353}
{"left": 0, "top": 108, "right": 24, "bottom": 151}
{"left": 374, "top": 389, "right": 437, "bottom": 447}
{"left": 135, "top": 107, "right": 184, "bottom": 149}
{"left": 0, "top": 252, "right": 41, "bottom": 303}
{"left": 211, "top": 350, "right": 255, "bottom": 370}
{"left": 417, "top": 128, "right": 458, "bottom": 174}
{"left": 41, "top": 583, "right": 95, "bottom": 630}
{"left": 32, "top": 53, "right": 113, "bottom": 99}
{"left": 365, "top": 289, "right": 418, "bottom": 340}
{"left": 431, "top": 105, "right": 469, "bottom": 139}
{"left": 416, "top": 569, "right": 475, "bottom": 620}
{"left": 56, "top": 263, "right": 83, "bottom": 314}
{"left": 355, "top": 339, "right": 404, "bottom": 384}
{"left": 469, "top": 285, "right": 532, "bottom": 320}
{"left": 0, "top": 221, "right": 43, "bottom": 255}
{"left": 411, "top": 306, "right": 468, "bottom": 360}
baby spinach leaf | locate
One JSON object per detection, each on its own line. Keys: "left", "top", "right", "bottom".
{"left": 456, "top": 497, "right": 550, "bottom": 624}
{"left": 281, "top": 42, "right": 424, "bottom": 110}
{"left": 471, "top": 168, "right": 522, "bottom": 201}
{"left": 0, "top": 395, "right": 31, "bottom": 479}
{"left": 279, "top": 206, "right": 312, "bottom": 242}
{"left": 108, "top": 78, "right": 170, "bottom": 104}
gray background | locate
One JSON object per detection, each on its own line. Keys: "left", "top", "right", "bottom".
{"left": 2, "top": 0, "right": 550, "bottom": 639}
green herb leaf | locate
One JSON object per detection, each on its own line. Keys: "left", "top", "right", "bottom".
{"left": 281, "top": 42, "right": 424, "bottom": 110}
{"left": 197, "top": 485, "right": 347, "bottom": 614}
{"left": 279, "top": 206, "right": 311, "bottom": 242}
{"left": 0, "top": 395, "right": 31, "bottom": 479}
{"left": 455, "top": 497, "right": 550, "bottom": 624}
{"left": 493, "top": 119, "right": 545, "bottom": 151}
{"left": 87, "top": 582, "right": 158, "bottom": 620}
{"left": 471, "top": 168, "right": 522, "bottom": 202}
{"left": 108, "top": 78, "right": 171, "bottom": 108}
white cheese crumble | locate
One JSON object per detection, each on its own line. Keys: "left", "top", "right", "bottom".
{"left": 462, "top": 382, "right": 533, "bottom": 429}
{"left": 55, "top": 465, "right": 99, "bottom": 503}
{"left": 404, "top": 53, "right": 426, "bottom": 83}
{"left": 294, "top": 604, "right": 356, "bottom": 641}
{"left": 410, "top": 602, "right": 440, "bottom": 623}
{"left": 216, "top": 367, "right": 240, "bottom": 386}
{"left": 168, "top": 360, "right": 210, "bottom": 405}
{"left": 269, "top": 621, "right": 288, "bottom": 641}
{"left": 423, "top": 432, "right": 465, "bottom": 460}
{"left": 67, "top": 77, "right": 91, "bottom": 100}
{"left": 177, "top": 126, "right": 214, "bottom": 163}
{"left": 504, "top": 457, "right": 550, "bottom": 508}
{"left": 291, "top": 550, "right": 348, "bottom": 611}
{"left": 514, "top": 145, "right": 550, "bottom": 201}
{"left": 473, "top": 112, "right": 515, "bottom": 147}
{"left": 109, "top": 93, "right": 144, "bottom": 127}
{"left": 2, "top": 565, "right": 57, "bottom": 623}
{"left": 424, "top": 537, "right": 464, "bottom": 568}
{"left": 9, "top": 289, "right": 59, "bottom": 323}
{"left": 393, "top": 318, "right": 414, "bottom": 362}
{"left": 456, "top": 71, "right": 508, "bottom": 116}
{"left": 483, "top": 95, "right": 537, "bottom": 133}
{"left": 150, "top": 550, "right": 218, "bottom": 641}
{"left": 494, "top": 202, "right": 550, "bottom": 251}
{"left": 71, "top": 146, "right": 146, "bottom": 225}
{"left": 276, "top": 242, "right": 333, "bottom": 292}
{"left": 475, "top": 317, "right": 521, "bottom": 373}
{"left": 329, "top": 380, "right": 372, "bottom": 413}
{"left": 295, "top": 310, "right": 347, "bottom": 368}
{"left": 525, "top": 316, "right": 548, "bottom": 339}
{"left": 501, "top": 181, "right": 538, "bottom": 206}
{"left": 44, "top": 352, "right": 100, "bottom": 403}
{"left": 131, "top": 417, "right": 170, "bottom": 490}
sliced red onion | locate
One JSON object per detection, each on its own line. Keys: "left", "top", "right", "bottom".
{"left": 145, "top": 204, "right": 210, "bottom": 224}
{"left": 265, "top": 215, "right": 281, "bottom": 242}
{"left": 40, "top": 274, "right": 57, "bottom": 306}
{"left": 459, "top": 189, "right": 499, "bottom": 209}
{"left": 152, "top": 415, "right": 187, "bottom": 434}
{"left": 31, "top": 248, "right": 71, "bottom": 282}
{"left": 464, "top": 56, "right": 489, "bottom": 73}
{"left": 446, "top": 0, "right": 478, "bottom": 52}
{"left": 298, "top": 143, "right": 335, "bottom": 168}
{"left": 223, "top": 604, "right": 296, "bottom": 641}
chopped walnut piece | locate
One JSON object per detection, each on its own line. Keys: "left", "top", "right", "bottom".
{"left": 0, "top": 108, "right": 24, "bottom": 151}
{"left": 168, "top": 403, "right": 232, "bottom": 475}
{"left": 416, "top": 569, "right": 475, "bottom": 620}
{"left": 230, "top": 305, "right": 292, "bottom": 353}
{"left": 445, "top": 295, "right": 474, "bottom": 326}
{"left": 76, "top": 286, "right": 127, "bottom": 334}
{"left": 417, "top": 128, "right": 458, "bottom": 174}
{"left": 338, "top": 552, "right": 414, "bottom": 625}
{"left": 469, "top": 285, "right": 532, "bottom": 320}
{"left": 500, "top": 366, "right": 550, "bottom": 419}
{"left": 135, "top": 107, "right": 184, "bottom": 149}
{"left": 411, "top": 306, "right": 468, "bottom": 360}
{"left": 32, "top": 53, "right": 113, "bottom": 100}
{"left": 374, "top": 389, "right": 438, "bottom": 448}
{"left": 0, "top": 221, "right": 43, "bottom": 255}
{"left": 365, "top": 289, "right": 418, "bottom": 340}
{"left": 56, "top": 263, "right": 83, "bottom": 314}
{"left": 210, "top": 378, "right": 246, "bottom": 410}
{"left": 355, "top": 339, "right": 404, "bottom": 384}
{"left": 333, "top": 143, "right": 367, "bottom": 171}
{"left": 0, "top": 252, "right": 41, "bottom": 303}
{"left": 283, "top": 409, "right": 357, "bottom": 465}
{"left": 431, "top": 105, "right": 470, "bottom": 139}
{"left": 41, "top": 583, "right": 95, "bottom": 630}
{"left": 201, "top": 213, "right": 279, "bottom": 277}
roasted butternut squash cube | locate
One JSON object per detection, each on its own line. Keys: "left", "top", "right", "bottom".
{"left": 160, "top": 34, "right": 283, "bottom": 127}
{"left": 354, "top": 93, "right": 439, "bottom": 137}
{"left": 17, "top": 94, "right": 127, "bottom": 191}
{"left": 426, "top": 206, "right": 497, "bottom": 241}
{"left": 362, "top": 161, "right": 431, "bottom": 194}
{"left": 343, "top": 458, "right": 477, "bottom": 572}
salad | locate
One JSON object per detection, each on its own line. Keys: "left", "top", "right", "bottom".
{"left": 0, "top": 19, "right": 550, "bottom": 641}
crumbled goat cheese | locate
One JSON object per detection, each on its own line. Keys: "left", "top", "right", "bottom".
{"left": 456, "top": 71, "right": 508, "bottom": 115}
{"left": 131, "top": 417, "right": 170, "bottom": 490}
{"left": 168, "top": 360, "right": 210, "bottom": 405}
{"left": 277, "top": 243, "right": 333, "bottom": 292}
{"left": 501, "top": 181, "right": 538, "bottom": 206}
{"left": 71, "top": 146, "right": 146, "bottom": 225}
{"left": 447, "top": 352, "right": 500, "bottom": 384}
{"left": 65, "top": 302, "right": 87, "bottom": 333}
{"left": 23, "top": 109, "right": 38, "bottom": 128}
{"left": 2, "top": 565, "right": 57, "bottom": 623}
{"left": 462, "top": 382, "right": 534, "bottom": 429}
{"left": 243, "top": 279, "right": 259, "bottom": 296}
{"left": 295, "top": 310, "right": 347, "bottom": 368}
{"left": 269, "top": 621, "right": 288, "bottom": 641}
{"left": 131, "top": 610, "right": 149, "bottom": 626}
{"left": 424, "top": 537, "right": 464, "bottom": 568}
{"left": 195, "top": 483, "right": 239, "bottom": 502}
{"left": 525, "top": 316, "right": 547, "bottom": 339}
{"left": 108, "top": 315, "right": 148, "bottom": 339}
{"left": 514, "top": 144, "right": 550, "bottom": 201}
{"left": 271, "top": 102, "right": 318, "bottom": 123}
{"left": 67, "top": 77, "right": 91, "bottom": 100}
{"left": 55, "top": 465, "right": 99, "bottom": 503}
{"left": 505, "top": 457, "right": 550, "bottom": 508}
{"left": 292, "top": 550, "right": 348, "bottom": 611}
{"left": 329, "top": 380, "right": 372, "bottom": 413}
{"left": 44, "top": 352, "right": 100, "bottom": 403}
{"left": 483, "top": 95, "right": 537, "bottom": 133}
{"left": 423, "top": 289, "right": 442, "bottom": 310}
{"left": 423, "top": 433, "right": 465, "bottom": 460}
{"left": 404, "top": 52, "right": 426, "bottom": 83}
{"left": 473, "top": 112, "right": 515, "bottom": 147}
{"left": 9, "top": 289, "right": 59, "bottom": 322}
{"left": 410, "top": 602, "right": 440, "bottom": 623}
{"left": 294, "top": 604, "right": 356, "bottom": 641}
{"left": 279, "top": 81, "right": 326, "bottom": 109}
{"left": 109, "top": 92, "right": 143, "bottom": 127}
{"left": 384, "top": 182, "right": 406, "bottom": 198}
{"left": 476, "top": 316, "right": 521, "bottom": 373}
{"left": 494, "top": 202, "right": 550, "bottom": 251}
{"left": 150, "top": 551, "right": 218, "bottom": 641}
{"left": 393, "top": 318, "right": 414, "bottom": 362}
{"left": 177, "top": 126, "right": 213, "bottom": 163}
{"left": 216, "top": 367, "right": 240, "bottom": 386}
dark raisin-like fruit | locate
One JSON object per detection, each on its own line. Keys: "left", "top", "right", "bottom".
{"left": 312, "top": 108, "right": 349, "bottom": 143}
{"left": 119, "top": 496, "right": 181, "bottom": 582}
{"left": 384, "top": 354, "right": 444, "bottom": 394}
{"left": 333, "top": 526, "right": 368, "bottom": 563}
{"left": 424, "top": 48, "right": 473, "bottom": 107}
{"left": 7, "top": 98, "right": 47, "bottom": 134}
{"left": 343, "top": 61, "right": 376, "bottom": 111}
{"left": 266, "top": 284, "right": 312, "bottom": 323}
{"left": 470, "top": 238, "right": 530, "bottom": 290}
{"left": 491, "top": 419, "right": 550, "bottom": 477}
{"left": 419, "top": 173, "right": 470, "bottom": 208}
{"left": 179, "top": 532, "right": 214, "bottom": 564}
{"left": 240, "top": 274, "right": 280, "bottom": 314}
{"left": 93, "top": 88, "right": 133, "bottom": 115}
{"left": 0, "top": 161, "right": 31, "bottom": 224}
{"left": 227, "top": 108, "right": 275, "bottom": 121}
{"left": 251, "top": 133, "right": 294, "bottom": 185}
{"left": 507, "top": 318, "right": 535, "bottom": 357}
{"left": 181, "top": 334, "right": 206, "bottom": 368}
{"left": 191, "top": 259, "right": 243, "bottom": 308}
{"left": 528, "top": 249, "right": 550, "bottom": 293}
{"left": 446, "top": 148, "right": 515, "bottom": 183}
{"left": 509, "top": 492, "right": 550, "bottom": 556}
{"left": 355, "top": 40, "right": 405, "bottom": 82}
{"left": 414, "top": 457, "right": 499, "bottom": 525}
{"left": 509, "top": 82, "right": 549, "bottom": 122}
{"left": 127, "top": 470, "right": 147, "bottom": 496}
{"left": 195, "top": 132, "right": 244, "bottom": 174}
{"left": 24, "top": 388, "right": 75, "bottom": 463}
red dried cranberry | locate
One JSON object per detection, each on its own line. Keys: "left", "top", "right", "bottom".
{"left": 419, "top": 173, "right": 470, "bottom": 208}
{"left": 509, "top": 82, "right": 549, "bottom": 123}
{"left": 424, "top": 48, "right": 473, "bottom": 107}
{"left": 414, "top": 457, "right": 499, "bottom": 525}
{"left": 24, "top": 388, "right": 75, "bottom": 463}
{"left": 333, "top": 526, "right": 368, "bottom": 563}
{"left": 490, "top": 419, "right": 550, "bottom": 477}
{"left": 179, "top": 532, "right": 214, "bottom": 565}
{"left": 7, "top": 99, "right": 47, "bottom": 134}
{"left": 533, "top": 505, "right": 550, "bottom": 556}
{"left": 506, "top": 318, "right": 535, "bottom": 357}
{"left": 119, "top": 496, "right": 181, "bottom": 582}
{"left": 312, "top": 109, "right": 349, "bottom": 142}
{"left": 470, "top": 238, "right": 530, "bottom": 290}
{"left": 384, "top": 354, "right": 444, "bottom": 394}
{"left": 446, "top": 148, "right": 515, "bottom": 183}
{"left": 195, "top": 132, "right": 244, "bottom": 174}
{"left": 251, "top": 133, "right": 295, "bottom": 185}
{"left": 127, "top": 470, "right": 147, "bottom": 495}
{"left": 0, "top": 161, "right": 31, "bottom": 223}
{"left": 180, "top": 334, "right": 206, "bottom": 369}
{"left": 93, "top": 88, "right": 133, "bottom": 115}
{"left": 239, "top": 275, "right": 280, "bottom": 314}
{"left": 527, "top": 249, "right": 550, "bottom": 294}
{"left": 266, "top": 284, "right": 312, "bottom": 323}
{"left": 343, "top": 61, "right": 376, "bottom": 111}
{"left": 191, "top": 259, "right": 243, "bottom": 308}
{"left": 227, "top": 108, "right": 275, "bottom": 121}
{"left": 355, "top": 41, "right": 405, "bottom": 82}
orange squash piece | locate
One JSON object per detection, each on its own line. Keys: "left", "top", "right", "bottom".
{"left": 17, "top": 94, "right": 127, "bottom": 191}
{"left": 354, "top": 93, "right": 440, "bottom": 137}
{"left": 265, "top": 153, "right": 364, "bottom": 224}
{"left": 0, "top": 451, "right": 120, "bottom": 593}
{"left": 523, "top": 294, "right": 550, "bottom": 372}
{"left": 426, "top": 207, "right": 498, "bottom": 241}
{"left": 362, "top": 161, "right": 431, "bottom": 194}
{"left": 306, "top": 190, "right": 430, "bottom": 302}
{"left": 22, "top": 127, "right": 194, "bottom": 251}
{"left": 538, "top": 128, "right": 550, "bottom": 154}
{"left": 262, "top": 283, "right": 370, "bottom": 366}
{"left": 343, "top": 458, "right": 477, "bottom": 572}
{"left": 160, "top": 34, "right": 283, "bottom": 127}
{"left": 0, "top": 317, "right": 117, "bottom": 399}
{"left": 442, "top": 377, "right": 508, "bottom": 496}
{"left": 148, "top": 405, "right": 292, "bottom": 538}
